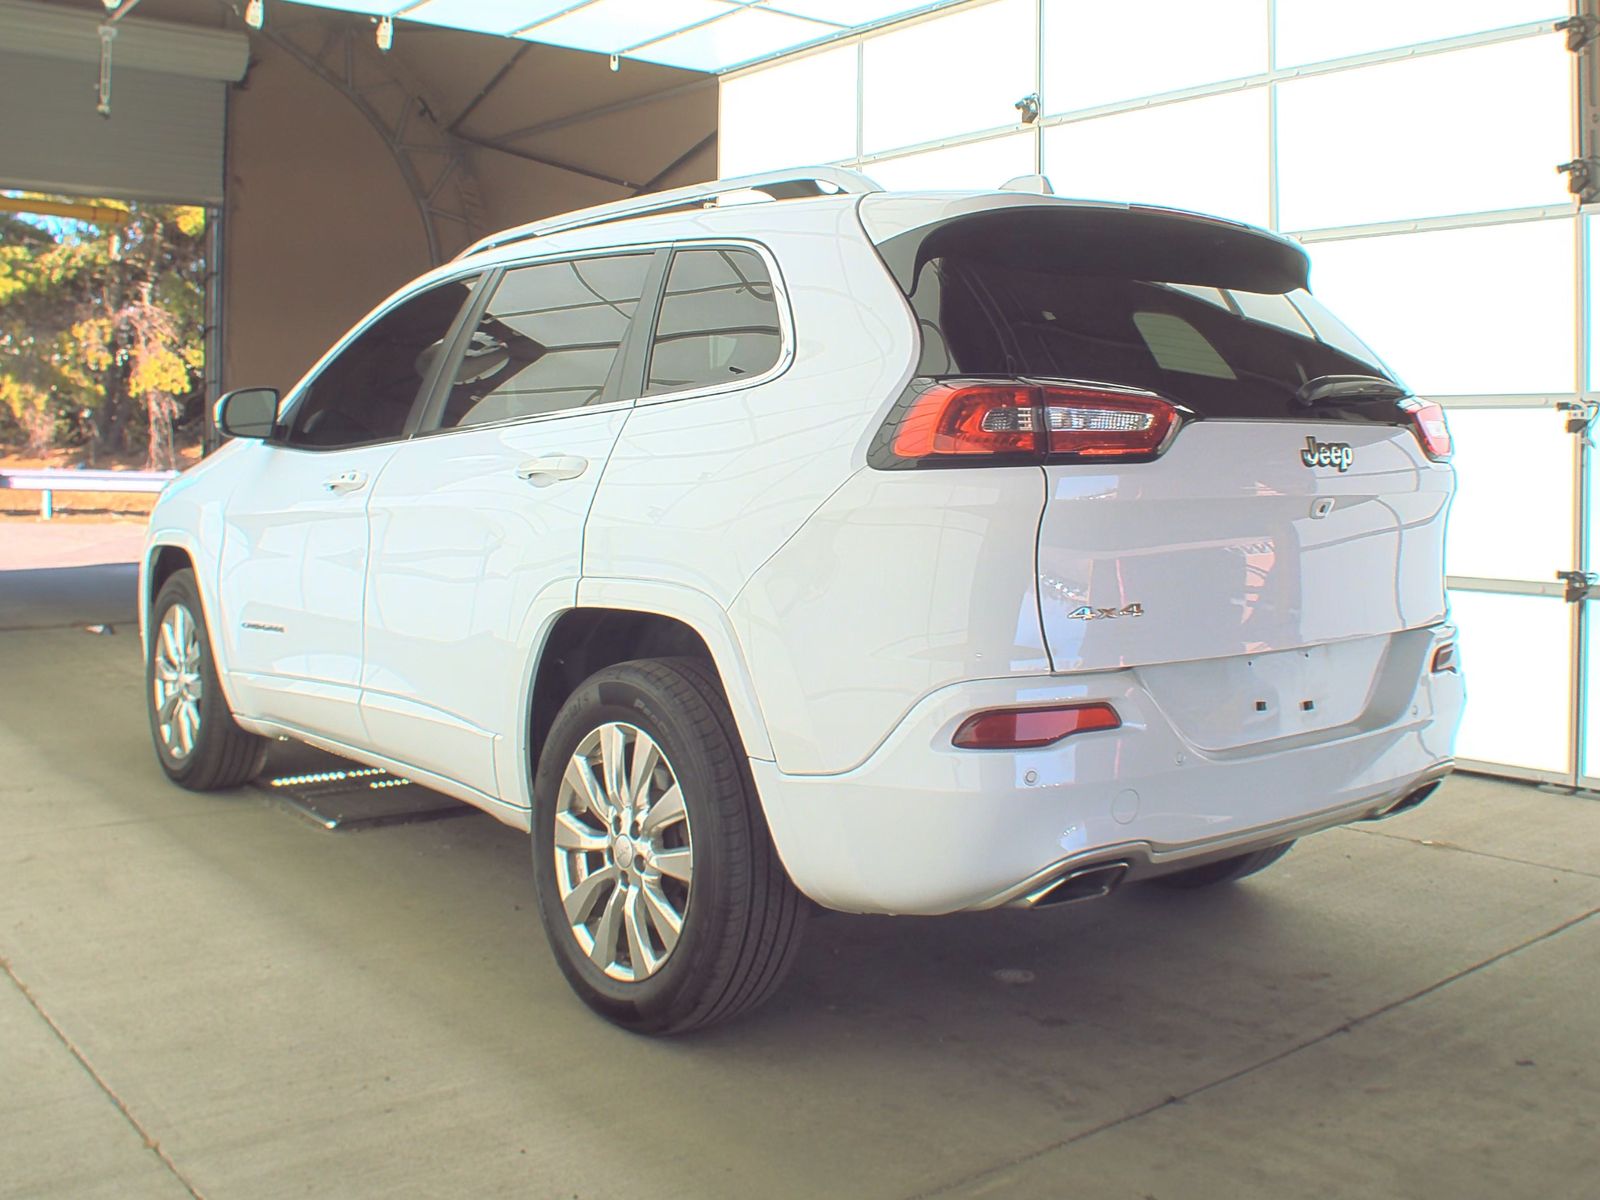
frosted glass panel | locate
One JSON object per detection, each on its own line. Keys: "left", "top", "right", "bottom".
{"left": 867, "top": 133, "right": 1035, "bottom": 191}
{"left": 1305, "top": 219, "right": 1576, "bottom": 396}
{"left": 719, "top": 46, "right": 857, "bottom": 175}
{"left": 862, "top": 0, "right": 1035, "bottom": 153}
{"left": 1041, "top": 0, "right": 1266, "bottom": 113}
{"left": 1042, "top": 89, "right": 1269, "bottom": 227}
{"left": 1276, "top": 0, "right": 1562, "bottom": 67}
{"left": 1445, "top": 409, "right": 1573, "bottom": 582}
{"left": 1449, "top": 590, "right": 1571, "bottom": 773}
{"left": 633, "top": 8, "right": 835, "bottom": 71}
{"left": 1277, "top": 38, "right": 1571, "bottom": 231}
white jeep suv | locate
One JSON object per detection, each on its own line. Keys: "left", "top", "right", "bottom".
{"left": 142, "top": 167, "right": 1464, "bottom": 1033}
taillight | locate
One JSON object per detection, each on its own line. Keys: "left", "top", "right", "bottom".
{"left": 880, "top": 380, "right": 1184, "bottom": 467}
{"left": 952, "top": 702, "right": 1121, "bottom": 749}
{"left": 1401, "top": 398, "right": 1452, "bottom": 461}
{"left": 1431, "top": 641, "right": 1457, "bottom": 673}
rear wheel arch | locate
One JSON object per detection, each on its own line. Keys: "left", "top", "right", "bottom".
{"left": 527, "top": 609, "right": 731, "bottom": 783}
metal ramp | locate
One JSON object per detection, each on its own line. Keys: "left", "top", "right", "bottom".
{"left": 257, "top": 740, "right": 472, "bottom": 831}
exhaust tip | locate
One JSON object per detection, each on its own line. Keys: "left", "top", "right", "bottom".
{"left": 1373, "top": 780, "right": 1442, "bottom": 820}
{"left": 1024, "top": 861, "right": 1129, "bottom": 908}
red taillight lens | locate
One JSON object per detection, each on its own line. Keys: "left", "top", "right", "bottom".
{"left": 892, "top": 384, "right": 1038, "bottom": 457}
{"left": 952, "top": 702, "right": 1121, "bottom": 749}
{"left": 888, "top": 381, "right": 1182, "bottom": 464}
{"left": 1402, "top": 398, "right": 1452, "bottom": 461}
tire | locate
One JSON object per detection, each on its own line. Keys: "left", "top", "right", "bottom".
{"left": 146, "top": 569, "right": 267, "bottom": 790}
{"left": 531, "top": 657, "right": 807, "bottom": 1035}
{"left": 1151, "top": 840, "right": 1295, "bottom": 890}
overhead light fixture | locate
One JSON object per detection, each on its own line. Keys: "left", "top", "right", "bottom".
{"left": 376, "top": 16, "right": 393, "bottom": 51}
{"left": 244, "top": 0, "right": 263, "bottom": 30}
{"left": 609, "top": 53, "right": 620, "bottom": 72}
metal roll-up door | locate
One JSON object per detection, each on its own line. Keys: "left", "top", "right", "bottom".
{"left": 0, "top": 0, "right": 248, "bottom": 205}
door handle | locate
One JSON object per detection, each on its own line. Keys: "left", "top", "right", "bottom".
{"left": 515, "top": 455, "right": 588, "bottom": 486}
{"left": 323, "top": 469, "right": 368, "bottom": 494}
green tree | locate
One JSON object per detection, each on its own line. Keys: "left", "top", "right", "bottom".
{"left": 0, "top": 198, "right": 206, "bottom": 468}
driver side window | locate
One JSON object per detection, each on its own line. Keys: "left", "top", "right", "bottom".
{"left": 285, "top": 277, "right": 477, "bottom": 449}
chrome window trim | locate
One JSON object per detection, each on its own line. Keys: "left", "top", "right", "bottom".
{"left": 633, "top": 238, "right": 796, "bottom": 409}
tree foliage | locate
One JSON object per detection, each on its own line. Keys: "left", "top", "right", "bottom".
{"left": 0, "top": 197, "right": 206, "bottom": 468}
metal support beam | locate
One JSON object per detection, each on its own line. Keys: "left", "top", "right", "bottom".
{"left": 240, "top": 6, "right": 486, "bottom": 264}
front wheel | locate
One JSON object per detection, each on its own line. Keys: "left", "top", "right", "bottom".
{"left": 531, "top": 657, "right": 806, "bottom": 1034}
{"left": 146, "top": 569, "right": 266, "bottom": 790}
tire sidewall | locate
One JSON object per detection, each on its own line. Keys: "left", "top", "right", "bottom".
{"left": 146, "top": 570, "right": 228, "bottom": 784}
{"left": 531, "top": 665, "right": 743, "bottom": 1030}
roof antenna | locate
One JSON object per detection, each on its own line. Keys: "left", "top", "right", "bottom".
{"left": 1000, "top": 174, "right": 1054, "bottom": 195}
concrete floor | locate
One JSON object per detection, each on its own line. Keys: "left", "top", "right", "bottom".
{"left": 1, "top": 546, "right": 1597, "bottom": 1199}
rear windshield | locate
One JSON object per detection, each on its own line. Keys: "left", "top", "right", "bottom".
{"left": 902, "top": 245, "right": 1397, "bottom": 421}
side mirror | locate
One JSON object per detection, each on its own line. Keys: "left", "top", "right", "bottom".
{"left": 215, "top": 388, "right": 281, "bottom": 440}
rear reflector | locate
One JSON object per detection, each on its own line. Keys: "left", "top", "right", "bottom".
{"left": 1401, "top": 398, "right": 1452, "bottom": 461}
{"left": 886, "top": 381, "right": 1183, "bottom": 465}
{"left": 952, "top": 702, "right": 1121, "bottom": 749}
{"left": 1431, "top": 642, "right": 1458, "bottom": 673}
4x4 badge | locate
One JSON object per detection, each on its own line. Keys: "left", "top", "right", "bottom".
{"left": 1066, "top": 603, "right": 1144, "bottom": 621}
{"left": 1301, "top": 437, "right": 1353, "bottom": 471}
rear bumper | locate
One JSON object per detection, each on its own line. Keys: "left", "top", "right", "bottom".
{"left": 751, "top": 627, "right": 1464, "bottom": 915}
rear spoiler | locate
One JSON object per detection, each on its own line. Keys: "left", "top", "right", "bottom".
{"left": 861, "top": 195, "right": 1310, "bottom": 296}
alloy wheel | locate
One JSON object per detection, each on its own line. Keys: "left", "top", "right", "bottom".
{"left": 554, "top": 722, "right": 694, "bottom": 982}
{"left": 152, "top": 603, "right": 204, "bottom": 761}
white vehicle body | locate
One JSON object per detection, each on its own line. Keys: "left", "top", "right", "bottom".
{"left": 142, "top": 170, "right": 1464, "bottom": 926}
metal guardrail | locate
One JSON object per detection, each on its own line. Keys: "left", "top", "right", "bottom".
{"left": 0, "top": 467, "right": 176, "bottom": 519}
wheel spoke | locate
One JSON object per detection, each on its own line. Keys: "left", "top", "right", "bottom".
{"left": 623, "top": 885, "right": 658, "bottom": 977}
{"left": 178, "top": 702, "right": 198, "bottom": 754}
{"left": 653, "top": 846, "right": 693, "bottom": 885}
{"left": 640, "top": 783, "right": 684, "bottom": 837}
{"left": 640, "top": 879, "right": 683, "bottom": 953}
{"left": 562, "top": 864, "right": 618, "bottom": 924}
{"left": 158, "top": 692, "right": 181, "bottom": 723}
{"left": 160, "top": 618, "right": 181, "bottom": 664}
{"left": 588, "top": 884, "right": 626, "bottom": 969}
{"left": 563, "top": 756, "right": 611, "bottom": 823}
{"left": 553, "top": 811, "right": 609, "bottom": 853}
{"left": 600, "top": 724, "right": 627, "bottom": 809}
{"left": 627, "top": 733, "right": 660, "bottom": 810}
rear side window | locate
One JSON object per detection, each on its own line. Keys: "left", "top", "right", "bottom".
{"left": 645, "top": 248, "right": 781, "bottom": 396}
{"left": 907, "top": 257, "right": 1394, "bottom": 420}
{"left": 287, "top": 278, "right": 475, "bottom": 449}
{"left": 437, "top": 253, "right": 652, "bottom": 428}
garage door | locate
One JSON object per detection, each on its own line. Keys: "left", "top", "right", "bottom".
{"left": 0, "top": 0, "right": 247, "bottom": 204}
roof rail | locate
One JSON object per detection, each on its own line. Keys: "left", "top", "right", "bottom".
{"left": 455, "top": 166, "right": 883, "bottom": 260}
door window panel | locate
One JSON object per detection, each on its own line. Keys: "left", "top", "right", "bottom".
{"left": 1449, "top": 590, "right": 1571, "bottom": 773}
{"left": 1304, "top": 218, "right": 1576, "bottom": 396}
{"left": 1276, "top": 38, "right": 1571, "bottom": 231}
{"left": 1274, "top": 0, "right": 1560, "bottom": 68}
{"left": 719, "top": 44, "right": 857, "bottom": 175}
{"left": 1040, "top": 89, "right": 1269, "bottom": 228}
{"left": 438, "top": 253, "right": 653, "bottom": 428}
{"left": 1041, "top": 0, "right": 1266, "bottom": 114}
{"left": 286, "top": 277, "right": 476, "bottom": 449}
{"left": 868, "top": 132, "right": 1036, "bottom": 192}
{"left": 645, "top": 248, "right": 782, "bottom": 396}
{"left": 1444, "top": 409, "right": 1573, "bottom": 584}
{"left": 861, "top": 0, "right": 1034, "bottom": 153}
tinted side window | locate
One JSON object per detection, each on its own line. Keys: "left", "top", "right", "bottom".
{"left": 437, "top": 253, "right": 652, "bottom": 428}
{"left": 287, "top": 278, "right": 475, "bottom": 449}
{"left": 645, "top": 248, "right": 781, "bottom": 396}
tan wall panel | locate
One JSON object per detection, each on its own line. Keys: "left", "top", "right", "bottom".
{"left": 222, "top": 37, "right": 432, "bottom": 394}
